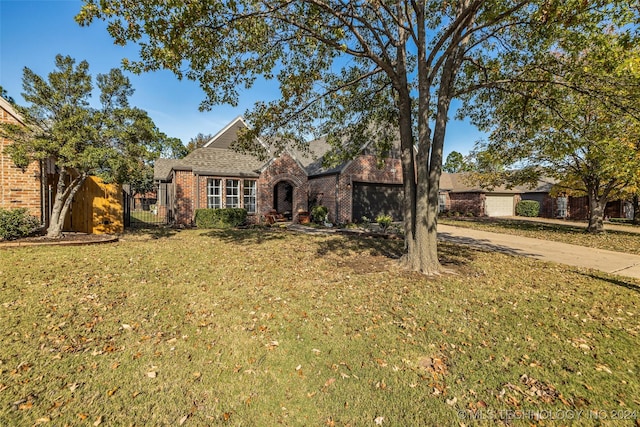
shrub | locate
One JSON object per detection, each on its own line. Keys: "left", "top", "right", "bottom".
{"left": 195, "top": 208, "right": 247, "bottom": 228}
{"left": 516, "top": 200, "right": 540, "bottom": 217}
{"left": 360, "top": 216, "right": 371, "bottom": 230}
{"left": 0, "top": 208, "right": 40, "bottom": 240}
{"left": 376, "top": 214, "right": 393, "bottom": 232}
{"left": 311, "top": 205, "right": 329, "bottom": 224}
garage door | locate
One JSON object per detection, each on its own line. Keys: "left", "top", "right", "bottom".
{"left": 352, "top": 183, "right": 404, "bottom": 222}
{"left": 485, "top": 195, "right": 515, "bottom": 217}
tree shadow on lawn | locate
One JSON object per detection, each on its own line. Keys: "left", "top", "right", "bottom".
{"left": 314, "top": 233, "right": 478, "bottom": 269}
{"left": 457, "top": 217, "right": 588, "bottom": 234}
{"left": 458, "top": 217, "right": 640, "bottom": 238}
{"left": 577, "top": 272, "right": 640, "bottom": 294}
{"left": 199, "top": 227, "right": 288, "bottom": 244}
{"left": 438, "top": 232, "right": 538, "bottom": 258}
{"left": 124, "top": 227, "right": 179, "bottom": 239}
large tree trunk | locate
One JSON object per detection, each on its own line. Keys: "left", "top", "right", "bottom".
{"left": 586, "top": 187, "right": 607, "bottom": 233}
{"left": 633, "top": 194, "right": 640, "bottom": 225}
{"left": 46, "top": 169, "right": 88, "bottom": 238}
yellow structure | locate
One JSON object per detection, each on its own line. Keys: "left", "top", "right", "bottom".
{"left": 65, "top": 176, "right": 124, "bottom": 234}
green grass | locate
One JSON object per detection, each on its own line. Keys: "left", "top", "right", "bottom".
{"left": 129, "top": 210, "right": 166, "bottom": 227}
{"left": 440, "top": 217, "right": 640, "bottom": 255}
{"left": 1, "top": 229, "right": 639, "bottom": 426}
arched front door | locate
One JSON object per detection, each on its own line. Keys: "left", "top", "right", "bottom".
{"left": 273, "top": 181, "right": 294, "bottom": 220}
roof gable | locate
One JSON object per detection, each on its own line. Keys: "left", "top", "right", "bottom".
{"left": 0, "top": 97, "right": 25, "bottom": 125}
{"left": 203, "top": 116, "right": 269, "bottom": 153}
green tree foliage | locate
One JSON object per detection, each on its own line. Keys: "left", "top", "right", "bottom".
{"left": 465, "top": 34, "right": 640, "bottom": 233}
{"left": 0, "top": 85, "right": 16, "bottom": 104}
{"left": 78, "top": 0, "right": 638, "bottom": 273}
{"left": 186, "top": 133, "right": 213, "bottom": 153}
{"left": 443, "top": 151, "right": 472, "bottom": 173}
{"left": 0, "top": 55, "right": 178, "bottom": 238}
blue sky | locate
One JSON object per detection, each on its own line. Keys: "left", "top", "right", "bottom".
{"left": 1, "top": 0, "right": 483, "bottom": 157}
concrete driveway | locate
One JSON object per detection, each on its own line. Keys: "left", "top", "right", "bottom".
{"left": 438, "top": 224, "right": 640, "bottom": 280}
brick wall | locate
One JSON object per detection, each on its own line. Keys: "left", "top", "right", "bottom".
{"left": 308, "top": 174, "right": 338, "bottom": 222}
{"left": 568, "top": 196, "right": 588, "bottom": 220}
{"left": 448, "top": 192, "right": 485, "bottom": 217}
{"left": 0, "top": 102, "right": 43, "bottom": 221}
{"left": 566, "top": 196, "right": 624, "bottom": 220}
{"left": 175, "top": 170, "right": 195, "bottom": 225}
{"left": 257, "top": 153, "right": 308, "bottom": 222}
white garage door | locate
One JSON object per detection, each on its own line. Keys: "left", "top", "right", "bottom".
{"left": 485, "top": 195, "right": 515, "bottom": 217}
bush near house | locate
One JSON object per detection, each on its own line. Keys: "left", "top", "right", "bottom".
{"left": 311, "top": 205, "right": 329, "bottom": 224}
{"left": 516, "top": 200, "right": 540, "bottom": 217}
{"left": 195, "top": 208, "right": 247, "bottom": 228}
{"left": 0, "top": 208, "right": 40, "bottom": 240}
{"left": 376, "top": 214, "right": 393, "bottom": 232}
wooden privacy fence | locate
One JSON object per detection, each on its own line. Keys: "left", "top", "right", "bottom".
{"left": 64, "top": 176, "right": 124, "bottom": 234}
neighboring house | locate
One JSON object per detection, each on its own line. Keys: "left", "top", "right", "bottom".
{"left": 438, "top": 173, "right": 560, "bottom": 217}
{"left": 155, "top": 116, "right": 403, "bottom": 225}
{"left": 0, "top": 96, "right": 123, "bottom": 234}
{"left": 1, "top": 96, "right": 51, "bottom": 223}
{"left": 438, "top": 172, "right": 626, "bottom": 220}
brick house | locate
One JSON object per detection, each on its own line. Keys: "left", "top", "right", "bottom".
{"left": 155, "top": 116, "right": 403, "bottom": 225}
{"left": 0, "top": 96, "right": 51, "bottom": 223}
{"left": 438, "top": 172, "right": 627, "bottom": 219}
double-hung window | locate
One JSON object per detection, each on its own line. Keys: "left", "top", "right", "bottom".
{"left": 226, "top": 179, "right": 240, "bottom": 208}
{"left": 556, "top": 196, "right": 568, "bottom": 218}
{"left": 207, "top": 179, "right": 222, "bottom": 209}
{"left": 243, "top": 180, "right": 257, "bottom": 214}
{"left": 438, "top": 193, "right": 447, "bottom": 213}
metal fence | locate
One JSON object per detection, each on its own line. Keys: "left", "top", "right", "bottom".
{"left": 123, "top": 189, "right": 173, "bottom": 228}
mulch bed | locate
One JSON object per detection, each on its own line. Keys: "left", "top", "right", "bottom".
{"left": 0, "top": 233, "right": 118, "bottom": 248}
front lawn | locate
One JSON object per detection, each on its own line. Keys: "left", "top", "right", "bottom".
{"left": 1, "top": 229, "right": 638, "bottom": 425}
{"left": 440, "top": 217, "right": 640, "bottom": 255}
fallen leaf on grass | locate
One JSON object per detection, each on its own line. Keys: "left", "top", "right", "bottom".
{"left": 35, "top": 417, "right": 50, "bottom": 424}
{"left": 17, "top": 400, "right": 33, "bottom": 410}
{"left": 595, "top": 364, "right": 612, "bottom": 374}
{"left": 374, "top": 415, "right": 384, "bottom": 425}
{"left": 107, "top": 386, "right": 119, "bottom": 397}
{"left": 446, "top": 397, "right": 457, "bottom": 406}
{"left": 147, "top": 371, "right": 157, "bottom": 378}
{"left": 179, "top": 414, "right": 189, "bottom": 425}
{"left": 93, "top": 415, "right": 103, "bottom": 426}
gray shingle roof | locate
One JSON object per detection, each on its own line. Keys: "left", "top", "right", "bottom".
{"left": 440, "top": 173, "right": 556, "bottom": 194}
{"left": 154, "top": 158, "right": 181, "bottom": 181}
{"left": 289, "top": 136, "right": 348, "bottom": 176}
{"left": 176, "top": 147, "right": 265, "bottom": 177}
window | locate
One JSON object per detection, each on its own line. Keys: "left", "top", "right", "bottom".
{"left": 243, "top": 180, "right": 256, "bottom": 213}
{"left": 226, "top": 179, "right": 240, "bottom": 208}
{"left": 556, "top": 196, "right": 568, "bottom": 218}
{"left": 438, "top": 193, "right": 447, "bottom": 213}
{"left": 207, "top": 179, "right": 222, "bottom": 209}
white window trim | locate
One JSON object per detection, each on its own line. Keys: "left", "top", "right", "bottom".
{"left": 243, "top": 180, "right": 257, "bottom": 214}
{"left": 207, "top": 178, "right": 222, "bottom": 209}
